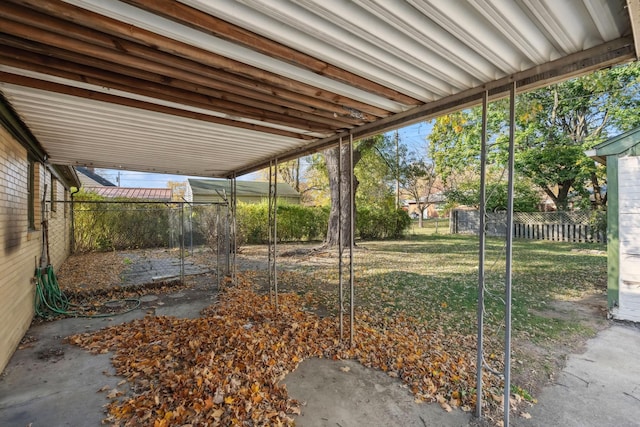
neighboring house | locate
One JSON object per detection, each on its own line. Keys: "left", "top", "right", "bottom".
{"left": 0, "top": 99, "right": 80, "bottom": 372}
{"left": 186, "top": 178, "right": 301, "bottom": 204}
{"left": 82, "top": 186, "right": 172, "bottom": 202}
{"left": 75, "top": 167, "right": 116, "bottom": 187}
{"left": 587, "top": 128, "right": 640, "bottom": 322}
{"left": 402, "top": 192, "right": 447, "bottom": 219}
{"left": 76, "top": 168, "right": 173, "bottom": 201}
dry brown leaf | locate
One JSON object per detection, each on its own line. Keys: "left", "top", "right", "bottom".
{"left": 106, "top": 389, "right": 122, "bottom": 399}
{"left": 440, "top": 402, "right": 453, "bottom": 412}
{"left": 68, "top": 272, "right": 505, "bottom": 426}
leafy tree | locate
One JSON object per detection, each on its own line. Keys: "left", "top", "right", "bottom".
{"left": 301, "top": 153, "right": 331, "bottom": 206}
{"left": 399, "top": 153, "right": 438, "bottom": 227}
{"left": 256, "top": 157, "right": 321, "bottom": 205}
{"left": 445, "top": 176, "right": 540, "bottom": 213}
{"left": 167, "top": 181, "right": 187, "bottom": 201}
{"left": 355, "top": 134, "right": 397, "bottom": 208}
{"left": 429, "top": 104, "right": 509, "bottom": 183}
{"left": 516, "top": 63, "right": 640, "bottom": 209}
{"left": 429, "top": 62, "right": 640, "bottom": 210}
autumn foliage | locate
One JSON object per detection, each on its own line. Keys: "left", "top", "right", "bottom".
{"left": 68, "top": 274, "right": 503, "bottom": 425}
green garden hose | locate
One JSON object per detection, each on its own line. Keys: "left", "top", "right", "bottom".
{"left": 34, "top": 265, "right": 140, "bottom": 319}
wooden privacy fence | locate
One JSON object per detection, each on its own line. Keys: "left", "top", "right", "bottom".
{"left": 450, "top": 210, "right": 605, "bottom": 243}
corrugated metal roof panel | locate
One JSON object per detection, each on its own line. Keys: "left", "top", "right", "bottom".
{"left": 0, "top": 83, "right": 308, "bottom": 176}
{"left": 0, "top": 0, "right": 636, "bottom": 177}
{"left": 85, "top": 186, "right": 173, "bottom": 201}
{"left": 189, "top": 178, "right": 300, "bottom": 198}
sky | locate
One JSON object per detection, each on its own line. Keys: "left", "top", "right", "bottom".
{"left": 96, "top": 122, "right": 435, "bottom": 189}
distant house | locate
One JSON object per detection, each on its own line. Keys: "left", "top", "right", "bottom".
{"left": 402, "top": 192, "right": 447, "bottom": 219}
{"left": 186, "top": 178, "right": 300, "bottom": 204}
{"left": 587, "top": 127, "right": 640, "bottom": 322}
{"left": 76, "top": 168, "right": 172, "bottom": 201}
{"left": 75, "top": 167, "right": 115, "bottom": 187}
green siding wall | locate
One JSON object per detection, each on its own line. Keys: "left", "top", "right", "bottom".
{"left": 607, "top": 156, "right": 619, "bottom": 308}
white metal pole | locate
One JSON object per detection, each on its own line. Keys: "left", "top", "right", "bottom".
{"left": 476, "top": 90, "right": 488, "bottom": 419}
{"left": 349, "top": 134, "right": 355, "bottom": 347}
{"left": 274, "top": 158, "right": 279, "bottom": 313}
{"left": 503, "top": 81, "right": 517, "bottom": 427}
{"left": 338, "top": 137, "right": 344, "bottom": 340}
{"left": 268, "top": 160, "right": 274, "bottom": 305}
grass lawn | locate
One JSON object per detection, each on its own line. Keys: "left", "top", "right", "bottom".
{"left": 274, "top": 222, "right": 608, "bottom": 398}
{"left": 60, "top": 223, "right": 609, "bottom": 425}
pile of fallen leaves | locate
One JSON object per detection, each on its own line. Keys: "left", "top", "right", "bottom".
{"left": 57, "top": 251, "right": 127, "bottom": 292}
{"left": 68, "top": 273, "right": 505, "bottom": 426}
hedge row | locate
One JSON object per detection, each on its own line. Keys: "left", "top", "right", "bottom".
{"left": 237, "top": 201, "right": 411, "bottom": 243}
{"left": 72, "top": 197, "right": 412, "bottom": 252}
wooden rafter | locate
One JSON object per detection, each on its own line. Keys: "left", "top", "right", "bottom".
{"left": 1, "top": 0, "right": 392, "bottom": 119}
{"left": 0, "top": 15, "right": 384, "bottom": 119}
{"left": 17, "top": 0, "right": 421, "bottom": 107}
{"left": 0, "top": 34, "right": 364, "bottom": 129}
{"left": 0, "top": 71, "right": 317, "bottom": 140}
{"left": 0, "top": 48, "right": 357, "bottom": 133}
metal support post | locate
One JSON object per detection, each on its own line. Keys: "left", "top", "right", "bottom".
{"left": 268, "top": 160, "right": 274, "bottom": 304}
{"left": 180, "top": 202, "right": 185, "bottom": 283}
{"left": 231, "top": 174, "right": 237, "bottom": 284}
{"left": 268, "top": 160, "right": 279, "bottom": 311}
{"left": 338, "top": 137, "right": 344, "bottom": 340}
{"left": 274, "top": 160, "right": 278, "bottom": 311}
{"left": 216, "top": 204, "right": 221, "bottom": 289}
{"left": 503, "top": 81, "right": 517, "bottom": 427}
{"left": 476, "top": 90, "right": 488, "bottom": 419}
{"left": 188, "top": 202, "right": 193, "bottom": 255}
{"left": 349, "top": 134, "right": 355, "bottom": 347}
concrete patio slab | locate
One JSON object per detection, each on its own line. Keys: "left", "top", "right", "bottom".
{"left": 512, "top": 323, "right": 640, "bottom": 427}
{"left": 1, "top": 283, "right": 639, "bottom": 427}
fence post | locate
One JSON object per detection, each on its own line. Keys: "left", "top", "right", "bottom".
{"left": 180, "top": 202, "right": 185, "bottom": 283}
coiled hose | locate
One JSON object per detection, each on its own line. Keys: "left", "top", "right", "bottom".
{"left": 35, "top": 265, "right": 140, "bottom": 318}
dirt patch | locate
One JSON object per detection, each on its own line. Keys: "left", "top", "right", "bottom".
{"left": 37, "top": 347, "right": 65, "bottom": 361}
{"left": 531, "top": 293, "right": 608, "bottom": 321}
{"left": 511, "top": 291, "right": 610, "bottom": 399}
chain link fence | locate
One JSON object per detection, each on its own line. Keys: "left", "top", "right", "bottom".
{"left": 71, "top": 200, "right": 232, "bottom": 280}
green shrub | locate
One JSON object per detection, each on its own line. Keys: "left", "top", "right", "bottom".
{"left": 73, "top": 191, "right": 172, "bottom": 252}
{"left": 356, "top": 206, "right": 411, "bottom": 239}
{"left": 236, "top": 201, "right": 328, "bottom": 243}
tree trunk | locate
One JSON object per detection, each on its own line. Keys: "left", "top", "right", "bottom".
{"left": 324, "top": 138, "right": 375, "bottom": 247}
{"left": 590, "top": 171, "right": 605, "bottom": 208}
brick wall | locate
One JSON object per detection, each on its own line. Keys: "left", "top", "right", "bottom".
{"left": 0, "top": 126, "right": 73, "bottom": 373}
{"left": 47, "top": 173, "right": 71, "bottom": 269}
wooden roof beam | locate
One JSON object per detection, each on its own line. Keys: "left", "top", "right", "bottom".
{"left": 2, "top": 0, "right": 391, "bottom": 118}
{"left": 33, "top": 0, "right": 421, "bottom": 106}
{"left": 0, "top": 51, "right": 350, "bottom": 133}
{"left": 0, "top": 34, "right": 364, "bottom": 128}
{"left": 0, "top": 16, "right": 381, "bottom": 122}
{"left": 0, "top": 71, "right": 317, "bottom": 140}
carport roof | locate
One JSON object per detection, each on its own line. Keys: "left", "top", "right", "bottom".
{"left": 188, "top": 178, "right": 300, "bottom": 199}
{"left": 0, "top": 0, "right": 638, "bottom": 178}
